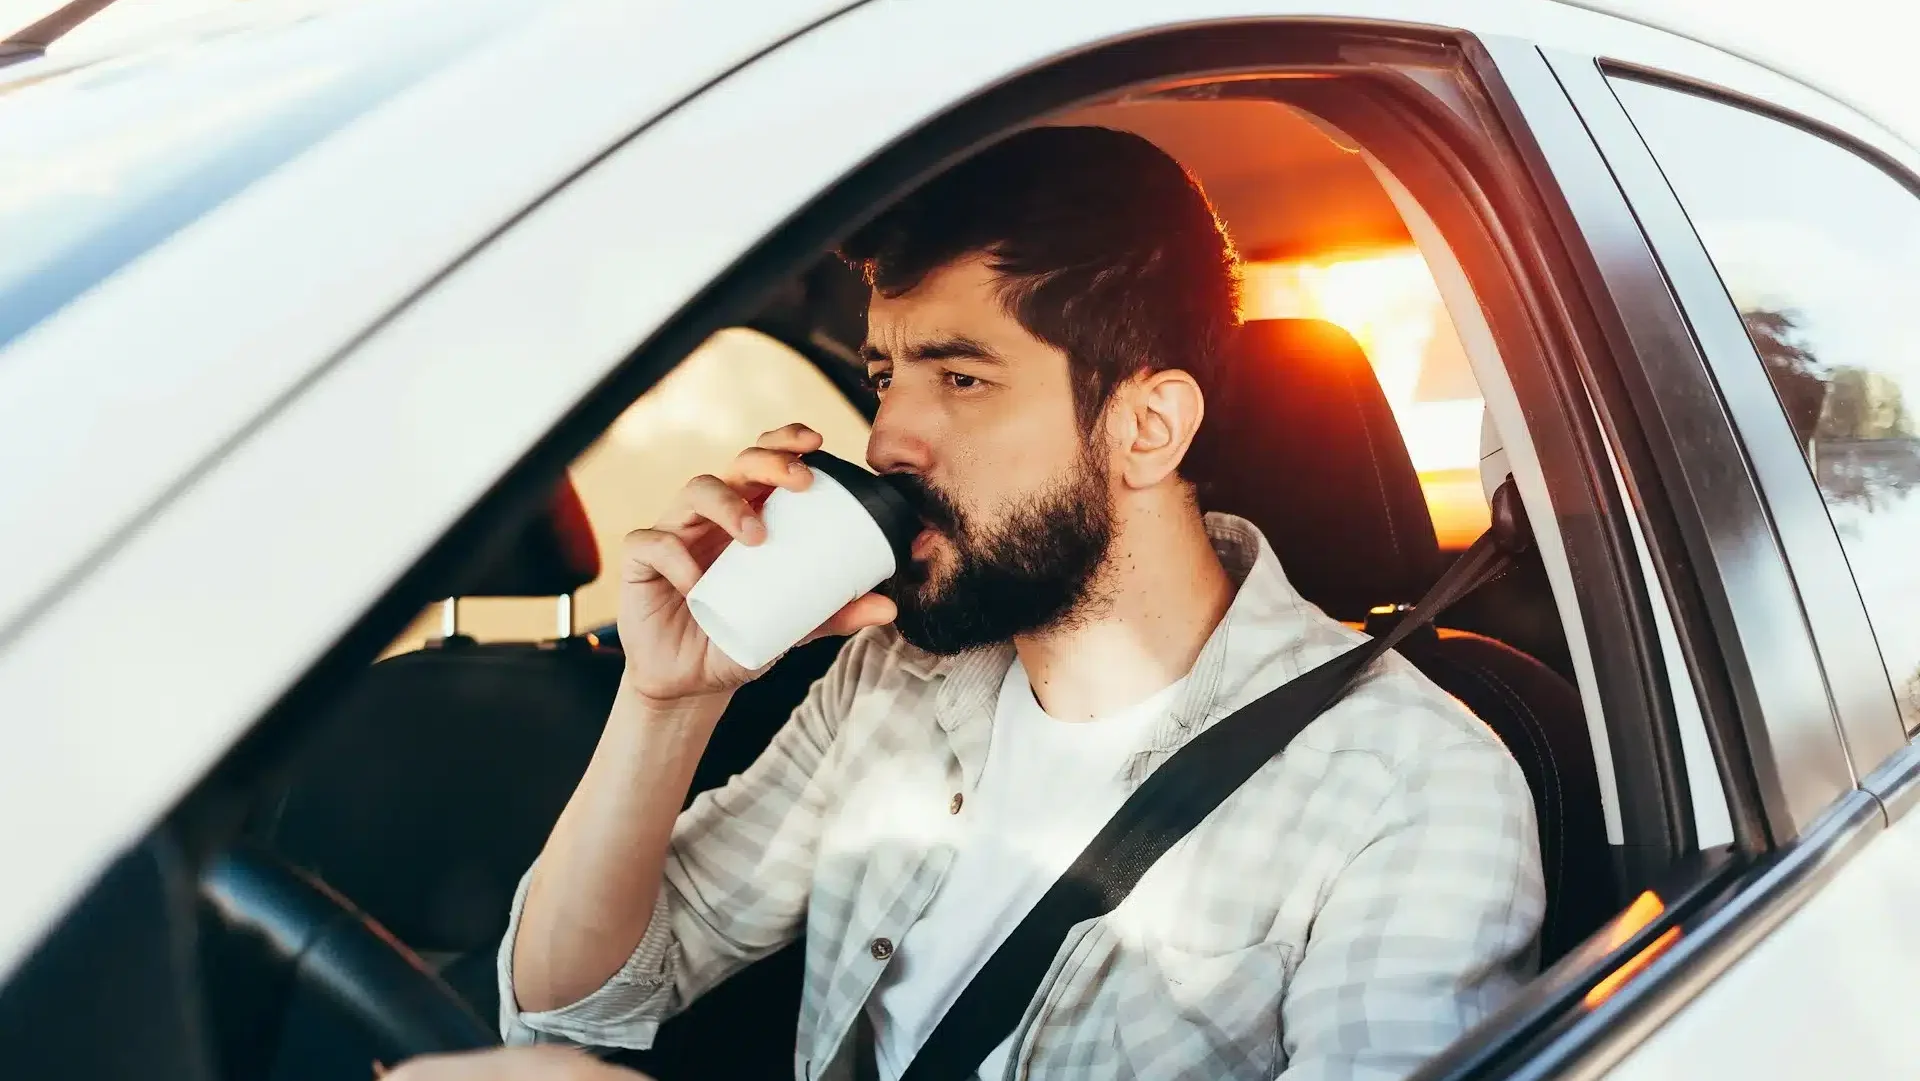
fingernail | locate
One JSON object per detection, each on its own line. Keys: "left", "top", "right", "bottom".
{"left": 789, "top": 460, "right": 809, "bottom": 475}
{"left": 742, "top": 515, "right": 765, "bottom": 541}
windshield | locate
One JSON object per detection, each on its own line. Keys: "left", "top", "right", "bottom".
{"left": 0, "top": 0, "right": 527, "bottom": 351}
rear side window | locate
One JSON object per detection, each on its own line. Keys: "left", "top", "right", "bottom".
{"left": 1610, "top": 76, "right": 1920, "bottom": 730}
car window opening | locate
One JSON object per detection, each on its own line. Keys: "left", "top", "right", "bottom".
{"left": 338, "top": 73, "right": 1672, "bottom": 1050}
{"left": 318, "top": 72, "right": 1691, "bottom": 1066}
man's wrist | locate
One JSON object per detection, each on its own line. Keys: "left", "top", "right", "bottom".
{"left": 622, "top": 684, "right": 732, "bottom": 729}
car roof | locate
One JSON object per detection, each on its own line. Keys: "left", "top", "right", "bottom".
{"left": 1573, "top": 0, "right": 1920, "bottom": 160}
{"left": 0, "top": 0, "right": 504, "bottom": 90}
{"left": 10, "top": 0, "right": 1918, "bottom": 149}
{"left": 0, "top": 0, "right": 543, "bottom": 339}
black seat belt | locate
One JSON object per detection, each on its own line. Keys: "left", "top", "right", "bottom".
{"left": 895, "top": 480, "right": 1534, "bottom": 1081}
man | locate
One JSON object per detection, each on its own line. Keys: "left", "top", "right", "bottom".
{"left": 499, "top": 126, "right": 1543, "bottom": 1080}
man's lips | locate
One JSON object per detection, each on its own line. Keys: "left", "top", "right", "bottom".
{"left": 909, "top": 528, "right": 940, "bottom": 560}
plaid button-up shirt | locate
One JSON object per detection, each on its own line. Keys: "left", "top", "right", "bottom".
{"left": 499, "top": 514, "right": 1544, "bottom": 1081}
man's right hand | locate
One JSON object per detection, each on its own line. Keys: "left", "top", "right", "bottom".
{"left": 616, "top": 422, "right": 897, "bottom": 705}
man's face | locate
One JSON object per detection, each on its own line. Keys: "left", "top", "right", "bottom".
{"left": 861, "top": 255, "right": 1115, "bottom": 654}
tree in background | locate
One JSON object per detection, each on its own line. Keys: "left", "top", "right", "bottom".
{"left": 1904, "top": 664, "right": 1920, "bottom": 732}
{"left": 1821, "top": 367, "right": 1915, "bottom": 442}
{"left": 1740, "top": 306, "right": 1920, "bottom": 512}
{"left": 1742, "top": 307, "right": 1828, "bottom": 456}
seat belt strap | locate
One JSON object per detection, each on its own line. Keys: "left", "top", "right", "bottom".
{"left": 895, "top": 481, "right": 1532, "bottom": 1081}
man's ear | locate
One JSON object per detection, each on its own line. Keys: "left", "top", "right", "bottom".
{"left": 1110, "top": 368, "right": 1204, "bottom": 490}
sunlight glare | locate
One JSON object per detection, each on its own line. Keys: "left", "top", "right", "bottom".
{"left": 1242, "top": 249, "right": 1490, "bottom": 546}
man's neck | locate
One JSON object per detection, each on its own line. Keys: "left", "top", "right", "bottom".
{"left": 1014, "top": 503, "right": 1233, "bottom": 722}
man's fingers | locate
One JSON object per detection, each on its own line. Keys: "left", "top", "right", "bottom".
{"left": 755, "top": 422, "right": 824, "bottom": 453}
{"left": 724, "top": 446, "right": 814, "bottom": 493}
{"left": 651, "top": 429, "right": 824, "bottom": 536}
{"left": 622, "top": 528, "right": 703, "bottom": 594}
{"left": 681, "top": 474, "right": 766, "bottom": 545}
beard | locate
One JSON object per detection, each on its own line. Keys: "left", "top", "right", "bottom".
{"left": 881, "top": 448, "right": 1114, "bottom": 655}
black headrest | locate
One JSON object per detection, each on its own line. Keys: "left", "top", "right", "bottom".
{"left": 1187, "top": 318, "right": 1440, "bottom": 620}
{"left": 454, "top": 478, "right": 601, "bottom": 598}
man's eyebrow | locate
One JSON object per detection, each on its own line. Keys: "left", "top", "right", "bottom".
{"left": 860, "top": 335, "right": 1007, "bottom": 366}
{"left": 915, "top": 336, "right": 1006, "bottom": 364}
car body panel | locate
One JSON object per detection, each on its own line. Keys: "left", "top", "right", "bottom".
{"left": 1609, "top": 779, "right": 1918, "bottom": 1078}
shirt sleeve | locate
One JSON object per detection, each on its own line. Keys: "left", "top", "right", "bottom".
{"left": 1276, "top": 738, "right": 1545, "bottom": 1081}
{"left": 497, "top": 627, "right": 886, "bottom": 1049}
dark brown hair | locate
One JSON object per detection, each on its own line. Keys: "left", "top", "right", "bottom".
{"left": 840, "top": 125, "right": 1241, "bottom": 433}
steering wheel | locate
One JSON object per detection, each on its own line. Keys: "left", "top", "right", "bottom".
{"left": 197, "top": 848, "right": 498, "bottom": 1073}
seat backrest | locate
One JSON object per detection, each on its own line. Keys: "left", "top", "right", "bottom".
{"left": 1188, "top": 318, "right": 1442, "bottom": 622}
{"left": 1188, "top": 318, "right": 1615, "bottom": 961}
{"left": 260, "top": 480, "right": 621, "bottom": 957}
{"left": 1389, "top": 625, "right": 1615, "bottom": 961}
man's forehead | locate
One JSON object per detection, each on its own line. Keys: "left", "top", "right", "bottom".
{"left": 867, "top": 258, "right": 1001, "bottom": 317}
{"left": 863, "top": 260, "right": 1025, "bottom": 362}
{"left": 858, "top": 325, "right": 1008, "bottom": 366}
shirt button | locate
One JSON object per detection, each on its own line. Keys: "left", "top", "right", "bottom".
{"left": 949, "top": 792, "right": 964, "bottom": 815}
{"left": 870, "top": 937, "right": 895, "bottom": 961}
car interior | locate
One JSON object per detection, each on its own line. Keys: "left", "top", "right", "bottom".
{"left": 0, "top": 66, "right": 1721, "bottom": 1081}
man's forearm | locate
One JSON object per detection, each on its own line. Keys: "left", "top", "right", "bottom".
{"left": 510, "top": 684, "right": 730, "bottom": 1013}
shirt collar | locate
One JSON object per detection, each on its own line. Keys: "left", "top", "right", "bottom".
{"left": 920, "top": 514, "right": 1317, "bottom": 779}
{"left": 1131, "top": 513, "right": 1319, "bottom": 775}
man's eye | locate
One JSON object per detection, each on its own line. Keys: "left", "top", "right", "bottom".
{"left": 946, "top": 372, "right": 980, "bottom": 389}
{"left": 866, "top": 370, "right": 892, "bottom": 392}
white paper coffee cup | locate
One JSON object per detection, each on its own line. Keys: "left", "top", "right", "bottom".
{"left": 686, "top": 451, "right": 920, "bottom": 670}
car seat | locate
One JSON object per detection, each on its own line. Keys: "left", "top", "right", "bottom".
{"left": 1183, "top": 317, "right": 1617, "bottom": 963}
{"left": 257, "top": 480, "right": 624, "bottom": 1025}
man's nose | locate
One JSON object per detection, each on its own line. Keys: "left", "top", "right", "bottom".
{"left": 865, "top": 391, "right": 935, "bottom": 477}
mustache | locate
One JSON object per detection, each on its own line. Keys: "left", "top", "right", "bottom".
{"left": 883, "top": 472, "right": 963, "bottom": 538}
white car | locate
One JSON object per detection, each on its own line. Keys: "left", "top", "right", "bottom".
{"left": 2, "top": 0, "right": 1918, "bottom": 1078}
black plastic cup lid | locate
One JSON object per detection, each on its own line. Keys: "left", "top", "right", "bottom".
{"left": 800, "top": 451, "right": 922, "bottom": 564}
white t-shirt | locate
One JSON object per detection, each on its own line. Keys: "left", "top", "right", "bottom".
{"left": 866, "top": 657, "right": 1187, "bottom": 1081}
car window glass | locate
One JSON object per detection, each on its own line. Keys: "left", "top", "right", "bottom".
{"left": 386, "top": 328, "right": 872, "bottom": 652}
{"left": 1612, "top": 76, "right": 1920, "bottom": 730}
{"left": 0, "top": 0, "right": 523, "bottom": 352}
